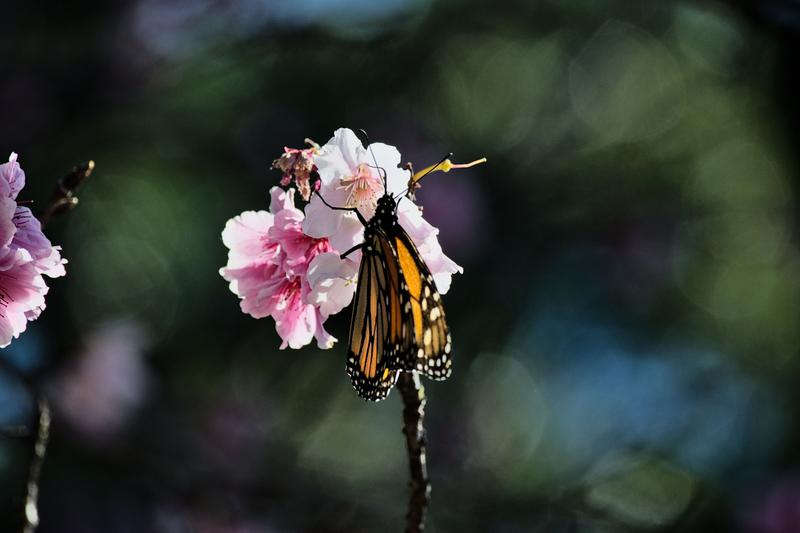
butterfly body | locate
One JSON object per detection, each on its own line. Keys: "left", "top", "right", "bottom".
{"left": 345, "top": 193, "right": 452, "bottom": 401}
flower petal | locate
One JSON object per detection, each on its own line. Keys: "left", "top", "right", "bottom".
{"left": 220, "top": 210, "right": 276, "bottom": 268}
{"left": 301, "top": 195, "right": 343, "bottom": 239}
{"left": 397, "top": 198, "right": 438, "bottom": 243}
{"left": 314, "top": 313, "right": 337, "bottom": 349}
{"left": 416, "top": 236, "right": 463, "bottom": 295}
{"left": 368, "top": 142, "right": 409, "bottom": 197}
{"left": 269, "top": 186, "right": 296, "bottom": 213}
{"left": 307, "top": 252, "right": 358, "bottom": 317}
{"left": 274, "top": 288, "right": 316, "bottom": 349}
{"left": 12, "top": 207, "right": 66, "bottom": 277}
{"left": 0, "top": 197, "right": 17, "bottom": 249}
{"left": 0, "top": 152, "right": 24, "bottom": 200}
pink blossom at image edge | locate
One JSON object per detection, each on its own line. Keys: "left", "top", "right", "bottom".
{"left": 0, "top": 153, "right": 66, "bottom": 348}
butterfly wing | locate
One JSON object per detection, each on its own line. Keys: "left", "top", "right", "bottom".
{"left": 345, "top": 229, "right": 405, "bottom": 401}
{"left": 346, "top": 213, "right": 452, "bottom": 397}
{"left": 391, "top": 225, "right": 452, "bottom": 380}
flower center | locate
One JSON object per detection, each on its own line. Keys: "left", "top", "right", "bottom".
{"left": 311, "top": 237, "right": 334, "bottom": 257}
{"left": 280, "top": 278, "right": 302, "bottom": 306}
{"left": 338, "top": 163, "right": 382, "bottom": 209}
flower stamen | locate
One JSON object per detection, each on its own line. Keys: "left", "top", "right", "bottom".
{"left": 338, "top": 163, "right": 383, "bottom": 209}
{"left": 410, "top": 157, "right": 487, "bottom": 185}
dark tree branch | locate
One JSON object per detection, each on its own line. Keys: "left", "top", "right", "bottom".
{"left": 3, "top": 364, "right": 50, "bottom": 533}
{"left": 22, "top": 399, "right": 50, "bottom": 533}
{"left": 38, "top": 160, "right": 94, "bottom": 227}
{"left": 397, "top": 371, "right": 430, "bottom": 533}
{"left": 3, "top": 159, "right": 94, "bottom": 533}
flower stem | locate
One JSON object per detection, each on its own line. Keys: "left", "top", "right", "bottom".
{"left": 397, "top": 371, "right": 431, "bottom": 533}
{"left": 22, "top": 399, "right": 50, "bottom": 533}
{"left": 38, "top": 160, "right": 94, "bottom": 227}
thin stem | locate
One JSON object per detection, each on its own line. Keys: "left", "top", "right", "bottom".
{"left": 22, "top": 399, "right": 50, "bottom": 533}
{"left": 397, "top": 371, "right": 430, "bottom": 533}
{"left": 0, "top": 348, "right": 46, "bottom": 533}
{"left": 38, "top": 160, "right": 94, "bottom": 227}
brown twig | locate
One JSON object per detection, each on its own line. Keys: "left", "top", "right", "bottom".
{"left": 22, "top": 399, "right": 50, "bottom": 533}
{"left": 38, "top": 160, "right": 94, "bottom": 227}
{"left": 7, "top": 159, "right": 94, "bottom": 533}
{"left": 397, "top": 371, "right": 430, "bottom": 533}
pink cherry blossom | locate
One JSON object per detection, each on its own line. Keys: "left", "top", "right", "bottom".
{"left": 220, "top": 186, "right": 337, "bottom": 349}
{"left": 0, "top": 153, "right": 66, "bottom": 348}
{"left": 302, "top": 127, "right": 463, "bottom": 296}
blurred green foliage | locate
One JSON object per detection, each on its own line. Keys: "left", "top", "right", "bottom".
{"left": 0, "top": 0, "right": 799, "bottom": 531}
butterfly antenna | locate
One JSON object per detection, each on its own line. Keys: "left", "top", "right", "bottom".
{"left": 358, "top": 128, "right": 388, "bottom": 195}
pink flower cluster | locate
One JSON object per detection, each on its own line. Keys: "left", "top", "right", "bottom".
{"left": 0, "top": 153, "right": 66, "bottom": 347}
{"left": 220, "top": 187, "right": 337, "bottom": 349}
{"left": 220, "top": 128, "right": 463, "bottom": 350}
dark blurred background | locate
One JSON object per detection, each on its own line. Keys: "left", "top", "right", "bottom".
{"left": 1, "top": 0, "right": 800, "bottom": 531}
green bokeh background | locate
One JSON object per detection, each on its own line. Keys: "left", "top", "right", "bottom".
{"left": 1, "top": 0, "right": 799, "bottom": 531}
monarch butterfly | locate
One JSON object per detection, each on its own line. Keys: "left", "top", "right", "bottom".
{"left": 317, "top": 143, "right": 485, "bottom": 401}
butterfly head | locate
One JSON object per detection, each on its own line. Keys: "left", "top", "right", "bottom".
{"left": 375, "top": 193, "right": 397, "bottom": 215}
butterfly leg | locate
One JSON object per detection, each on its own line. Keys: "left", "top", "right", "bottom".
{"left": 313, "top": 190, "right": 368, "bottom": 226}
{"left": 339, "top": 243, "right": 363, "bottom": 260}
